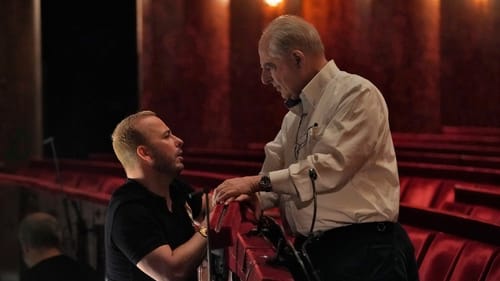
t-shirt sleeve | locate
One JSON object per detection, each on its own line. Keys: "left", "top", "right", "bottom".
{"left": 111, "top": 202, "right": 168, "bottom": 264}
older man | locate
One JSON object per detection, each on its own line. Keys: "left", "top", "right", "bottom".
{"left": 214, "top": 15, "right": 419, "bottom": 281}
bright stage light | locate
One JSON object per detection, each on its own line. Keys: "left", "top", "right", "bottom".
{"left": 264, "top": 0, "right": 282, "bottom": 7}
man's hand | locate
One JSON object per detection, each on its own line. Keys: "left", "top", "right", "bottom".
{"left": 213, "top": 175, "right": 260, "bottom": 204}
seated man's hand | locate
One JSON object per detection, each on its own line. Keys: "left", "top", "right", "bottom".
{"left": 213, "top": 175, "right": 260, "bottom": 204}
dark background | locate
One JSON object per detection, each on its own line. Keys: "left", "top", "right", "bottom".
{"left": 42, "top": 1, "right": 138, "bottom": 157}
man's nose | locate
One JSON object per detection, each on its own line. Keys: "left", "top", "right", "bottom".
{"left": 174, "top": 135, "right": 184, "bottom": 147}
{"left": 261, "top": 70, "right": 272, "bottom": 85}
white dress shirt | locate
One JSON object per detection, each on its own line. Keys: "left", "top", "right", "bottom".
{"left": 259, "top": 60, "right": 400, "bottom": 236}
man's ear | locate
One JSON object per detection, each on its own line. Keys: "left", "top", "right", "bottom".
{"left": 136, "top": 145, "right": 152, "bottom": 162}
{"left": 291, "top": 50, "right": 304, "bottom": 68}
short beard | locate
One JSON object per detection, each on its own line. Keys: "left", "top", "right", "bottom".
{"left": 150, "top": 148, "right": 183, "bottom": 176}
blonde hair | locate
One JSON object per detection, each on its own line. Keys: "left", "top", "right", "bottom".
{"left": 111, "top": 110, "right": 157, "bottom": 169}
{"left": 259, "top": 14, "right": 324, "bottom": 58}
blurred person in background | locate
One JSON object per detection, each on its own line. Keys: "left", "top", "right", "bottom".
{"left": 18, "top": 212, "right": 99, "bottom": 281}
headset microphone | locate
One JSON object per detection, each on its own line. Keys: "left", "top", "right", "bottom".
{"left": 308, "top": 168, "right": 317, "bottom": 181}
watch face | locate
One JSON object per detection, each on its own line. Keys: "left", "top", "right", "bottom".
{"left": 259, "top": 176, "right": 272, "bottom": 192}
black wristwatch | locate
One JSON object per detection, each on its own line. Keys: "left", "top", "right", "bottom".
{"left": 258, "top": 175, "right": 272, "bottom": 192}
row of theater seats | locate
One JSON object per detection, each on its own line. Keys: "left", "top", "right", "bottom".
{"left": 1, "top": 127, "right": 499, "bottom": 281}
{"left": 178, "top": 128, "right": 500, "bottom": 179}
{"left": 8, "top": 157, "right": 499, "bottom": 218}
{"left": 399, "top": 204, "right": 500, "bottom": 281}
{"left": 6, "top": 158, "right": 237, "bottom": 202}
{"left": 3, "top": 157, "right": 499, "bottom": 226}
{"left": 392, "top": 128, "right": 500, "bottom": 281}
{"left": 399, "top": 177, "right": 500, "bottom": 226}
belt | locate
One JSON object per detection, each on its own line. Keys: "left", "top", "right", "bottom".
{"left": 294, "top": 221, "right": 395, "bottom": 249}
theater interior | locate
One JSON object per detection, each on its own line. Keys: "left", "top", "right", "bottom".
{"left": 0, "top": 0, "right": 499, "bottom": 280}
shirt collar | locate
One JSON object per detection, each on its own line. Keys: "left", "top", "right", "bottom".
{"left": 287, "top": 60, "right": 340, "bottom": 116}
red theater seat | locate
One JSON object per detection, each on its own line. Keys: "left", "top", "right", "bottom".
{"left": 399, "top": 176, "right": 411, "bottom": 196}
{"left": 447, "top": 240, "right": 498, "bottom": 281}
{"left": 418, "top": 232, "right": 466, "bottom": 281}
{"left": 431, "top": 180, "right": 456, "bottom": 209}
{"left": 440, "top": 202, "right": 473, "bottom": 215}
{"left": 401, "top": 177, "right": 453, "bottom": 208}
{"left": 402, "top": 225, "right": 435, "bottom": 266}
{"left": 485, "top": 252, "right": 500, "bottom": 281}
{"left": 469, "top": 206, "right": 500, "bottom": 226}
{"left": 454, "top": 183, "right": 500, "bottom": 210}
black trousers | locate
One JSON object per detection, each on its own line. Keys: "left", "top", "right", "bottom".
{"left": 294, "top": 222, "right": 420, "bottom": 281}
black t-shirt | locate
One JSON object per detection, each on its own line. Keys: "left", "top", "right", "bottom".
{"left": 20, "top": 255, "right": 99, "bottom": 281}
{"left": 105, "top": 178, "right": 202, "bottom": 281}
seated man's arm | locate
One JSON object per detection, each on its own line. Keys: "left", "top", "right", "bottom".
{"left": 112, "top": 203, "right": 208, "bottom": 281}
{"left": 137, "top": 233, "right": 207, "bottom": 281}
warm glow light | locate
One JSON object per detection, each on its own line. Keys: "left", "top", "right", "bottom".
{"left": 472, "top": 0, "right": 490, "bottom": 14}
{"left": 264, "top": 0, "right": 282, "bottom": 7}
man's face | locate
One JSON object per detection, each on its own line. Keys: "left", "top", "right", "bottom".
{"left": 259, "top": 41, "right": 302, "bottom": 101}
{"left": 21, "top": 244, "right": 34, "bottom": 267}
{"left": 138, "top": 116, "right": 184, "bottom": 175}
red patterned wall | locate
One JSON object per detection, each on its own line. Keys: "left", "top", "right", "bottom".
{"left": 139, "top": 0, "right": 500, "bottom": 150}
